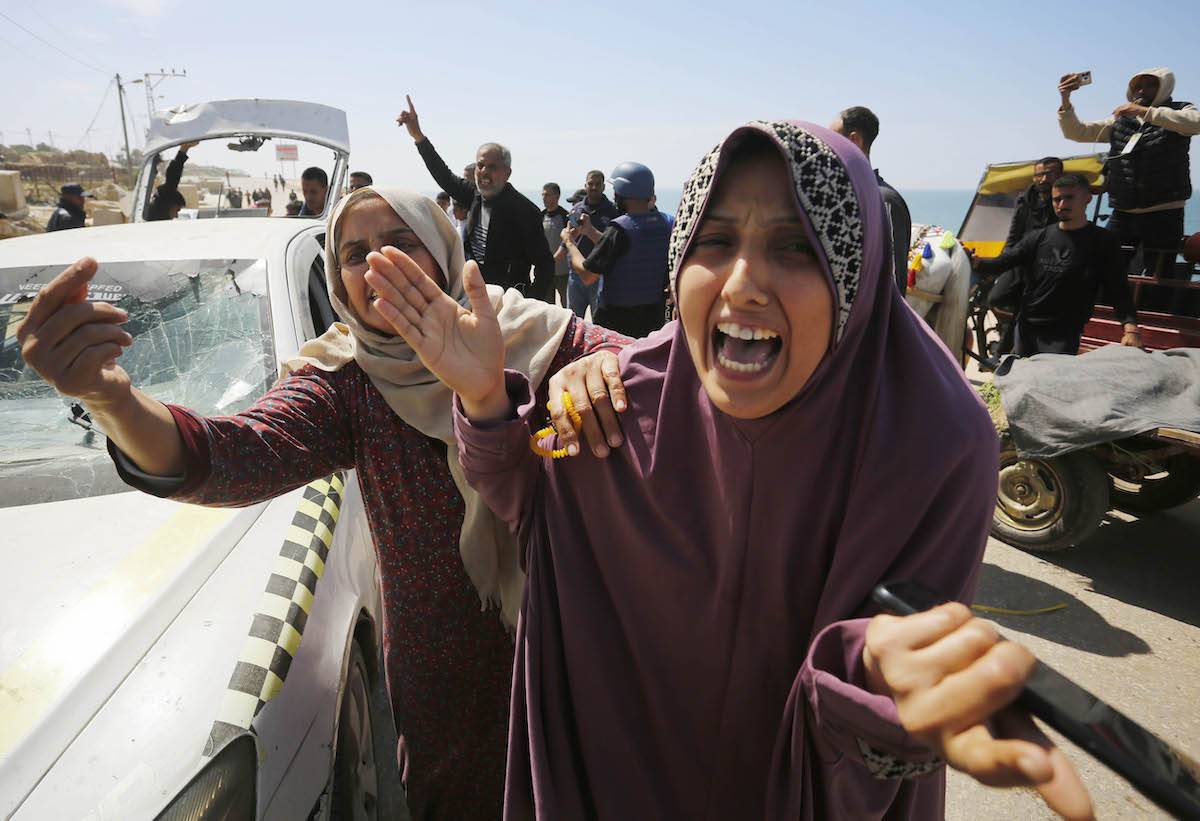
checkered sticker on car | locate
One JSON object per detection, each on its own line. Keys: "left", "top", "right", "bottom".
{"left": 204, "top": 472, "right": 345, "bottom": 756}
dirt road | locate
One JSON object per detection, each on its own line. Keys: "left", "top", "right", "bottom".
{"left": 946, "top": 500, "right": 1200, "bottom": 819}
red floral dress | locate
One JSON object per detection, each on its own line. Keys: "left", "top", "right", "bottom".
{"left": 114, "top": 317, "right": 624, "bottom": 819}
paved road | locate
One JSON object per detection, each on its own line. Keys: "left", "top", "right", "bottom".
{"left": 945, "top": 499, "right": 1200, "bottom": 819}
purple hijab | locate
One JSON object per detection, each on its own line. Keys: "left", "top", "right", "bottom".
{"left": 455, "top": 120, "right": 999, "bottom": 819}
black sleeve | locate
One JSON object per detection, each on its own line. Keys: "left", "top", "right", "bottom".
{"left": 976, "top": 230, "right": 1039, "bottom": 277}
{"left": 1098, "top": 231, "right": 1138, "bottom": 325}
{"left": 883, "top": 193, "right": 911, "bottom": 294}
{"left": 521, "top": 202, "right": 556, "bottom": 301}
{"left": 46, "top": 209, "right": 63, "bottom": 231}
{"left": 583, "top": 225, "right": 630, "bottom": 276}
{"left": 161, "top": 150, "right": 188, "bottom": 195}
{"left": 1004, "top": 200, "right": 1029, "bottom": 248}
{"left": 415, "top": 138, "right": 475, "bottom": 204}
{"left": 146, "top": 150, "right": 189, "bottom": 221}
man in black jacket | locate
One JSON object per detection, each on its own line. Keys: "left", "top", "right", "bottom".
{"left": 974, "top": 174, "right": 1141, "bottom": 356}
{"left": 298, "top": 166, "right": 329, "bottom": 217}
{"left": 987, "top": 157, "right": 1065, "bottom": 348}
{"left": 1005, "top": 157, "right": 1063, "bottom": 247}
{"left": 1059, "top": 68, "right": 1198, "bottom": 281}
{"left": 832, "top": 106, "right": 912, "bottom": 294}
{"left": 46, "top": 183, "right": 89, "bottom": 231}
{"left": 147, "top": 141, "right": 198, "bottom": 221}
{"left": 396, "top": 96, "right": 554, "bottom": 301}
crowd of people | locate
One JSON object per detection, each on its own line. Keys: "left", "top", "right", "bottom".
{"left": 17, "top": 68, "right": 1197, "bottom": 820}
{"left": 974, "top": 67, "right": 1199, "bottom": 355}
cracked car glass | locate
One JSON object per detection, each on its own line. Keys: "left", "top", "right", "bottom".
{"left": 0, "top": 259, "right": 274, "bottom": 507}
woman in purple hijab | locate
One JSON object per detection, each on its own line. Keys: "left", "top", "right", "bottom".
{"left": 363, "top": 121, "right": 1093, "bottom": 819}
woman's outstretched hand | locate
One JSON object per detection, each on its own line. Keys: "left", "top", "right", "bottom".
{"left": 365, "top": 248, "right": 510, "bottom": 420}
{"left": 864, "top": 604, "right": 1094, "bottom": 821}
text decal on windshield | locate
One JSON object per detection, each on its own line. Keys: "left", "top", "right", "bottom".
{"left": 0, "top": 283, "right": 126, "bottom": 305}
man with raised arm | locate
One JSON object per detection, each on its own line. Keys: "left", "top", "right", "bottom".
{"left": 1058, "top": 68, "right": 1198, "bottom": 281}
{"left": 147, "top": 141, "right": 199, "bottom": 221}
{"left": 396, "top": 95, "right": 555, "bottom": 301}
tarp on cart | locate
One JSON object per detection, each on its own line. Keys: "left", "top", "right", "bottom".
{"left": 994, "top": 345, "right": 1200, "bottom": 457}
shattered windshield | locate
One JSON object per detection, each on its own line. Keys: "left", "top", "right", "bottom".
{"left": 0, "top": 259, "right": 274, "bottom": 507}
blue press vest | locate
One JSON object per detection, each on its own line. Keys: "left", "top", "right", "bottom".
{"left": 600, "top": 211, "right": 671, "bottom": 307}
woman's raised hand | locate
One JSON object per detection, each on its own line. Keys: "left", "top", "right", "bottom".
{"left": 365, "top": 248, "right": 509, "bottom": 418}
{"left": 17, "top": 257, "right": 134, "bottom": 407}
{"left": 864, "top": 604, "right": 1094, "bottom": 820}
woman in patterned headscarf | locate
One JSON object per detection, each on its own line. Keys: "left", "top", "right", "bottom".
{"left": 364, "top": 122, "right": 1092, "bottom": 819}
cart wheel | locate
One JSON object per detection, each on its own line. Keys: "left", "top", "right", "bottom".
{"left": 1110, "top": 454, "right": 1200, "bottom": 514}
{"left": 992, "top": 442, "right": 1109, "bottom": 552}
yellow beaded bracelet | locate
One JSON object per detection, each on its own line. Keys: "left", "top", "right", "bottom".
{"left": 530, "top": 391, "right": 583, "bottom": 459}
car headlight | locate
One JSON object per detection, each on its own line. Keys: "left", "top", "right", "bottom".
{"left": 156, "top": 734, "right": 256, "bottom": 821}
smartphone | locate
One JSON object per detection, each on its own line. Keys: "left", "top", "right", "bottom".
{"left": 568, "top": 212, "right": 580, "bottom": 228}
{"left": 1077, "top": 71, "right": 1093, "bottom": 87}
{"left": 872, "top": 580, "right": 1200, "bottom": 820}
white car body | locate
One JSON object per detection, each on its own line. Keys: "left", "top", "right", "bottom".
{"left": 132, "top": 99, "right": 351, "bottom": 223}
{"left": 0, "top": 218, "right": 390, "bottom": 819}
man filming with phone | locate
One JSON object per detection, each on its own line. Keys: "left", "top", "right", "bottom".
{"left": 1058, "top": 68, "right": 1200, "bottom": 286}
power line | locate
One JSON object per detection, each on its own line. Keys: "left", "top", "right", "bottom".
{"left": 0, "top": 10, "right": 109, "bottom": 75}
{"left": 28, "top": 7, "right": 77, "bottom": 46}
{"left": 0, "top": 31, "right": 38, "bottom": 61}
{"left": 77, "top": 78, "right": 116, "bottom": 149}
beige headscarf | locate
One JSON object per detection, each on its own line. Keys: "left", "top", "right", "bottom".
{"left": 282, "top": 187, "right": 572, "bottom": 628}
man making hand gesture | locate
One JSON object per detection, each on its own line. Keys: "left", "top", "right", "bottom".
{"left": 397, "top": 95, "right": 556, "bottom": 302}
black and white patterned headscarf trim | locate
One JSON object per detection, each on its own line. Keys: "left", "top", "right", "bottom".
{"left": 667, "top": 121, "right": 864, "bottom": 342}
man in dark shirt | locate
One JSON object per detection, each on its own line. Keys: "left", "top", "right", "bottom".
{"left": 396, "top": 95, "right": 554, "bottom": 301}
{"left": 561, "top": 170, "right": 620, "bottom": 318}
{"left": 832, "top": 106, "right": 912, "bottom": 294}
{"left": 298, "top": 167, "right": 328, "bottom": 217}
{"left": 540, "top": 183, "right": 570, "bottom": 306}
{"left": 1006, "top": 157, "right": 1063, "bottom": 247}
{"left": 974, "top": 174, "right": 1141, "bottom": 356}
{"left": 987, "top": 157, "right": 1064, "bottom": 353}
{"left": 46, "top": 183, "right": 89, "bottom": 231}
{"left": 146, "top": 141, "right": 198, "bottom": 221}
{"left": 559, "top": 162, "right": 670, "bottom": 338}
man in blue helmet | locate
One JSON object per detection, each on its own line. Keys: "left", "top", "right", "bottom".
{"left": 560, "top": 162, "right": 671, "bottom": 337}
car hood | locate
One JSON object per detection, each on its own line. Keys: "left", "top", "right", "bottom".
{"left": 0, "top": 492, "right": 260, "bottom": 817}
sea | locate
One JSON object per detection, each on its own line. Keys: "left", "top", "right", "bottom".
{"left": 643, "top": 188, "right": 1200, "bottom": 237}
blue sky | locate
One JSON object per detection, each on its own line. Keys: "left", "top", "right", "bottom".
{"left": 2, "top": 0, "right": 1198, "bottom": 193}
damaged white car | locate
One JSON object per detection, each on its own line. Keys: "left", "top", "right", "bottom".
{"left": 0, "top": 103, "right": 405, "bottom": 820}
{"left": 133, "top": 98, "right": 351, "bottom": 222}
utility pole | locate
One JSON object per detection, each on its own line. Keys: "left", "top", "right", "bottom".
{"left": 115, "top": 73, "right": 135, "bottom": 186}
{"left": 26, "top": 128, "right": 33, "bottom": 146}
{"left": 141, "top": 68, "right": 187, "bottom": 122}
{"left": 47, "top": 130, "right": 55, "bottom": 149}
